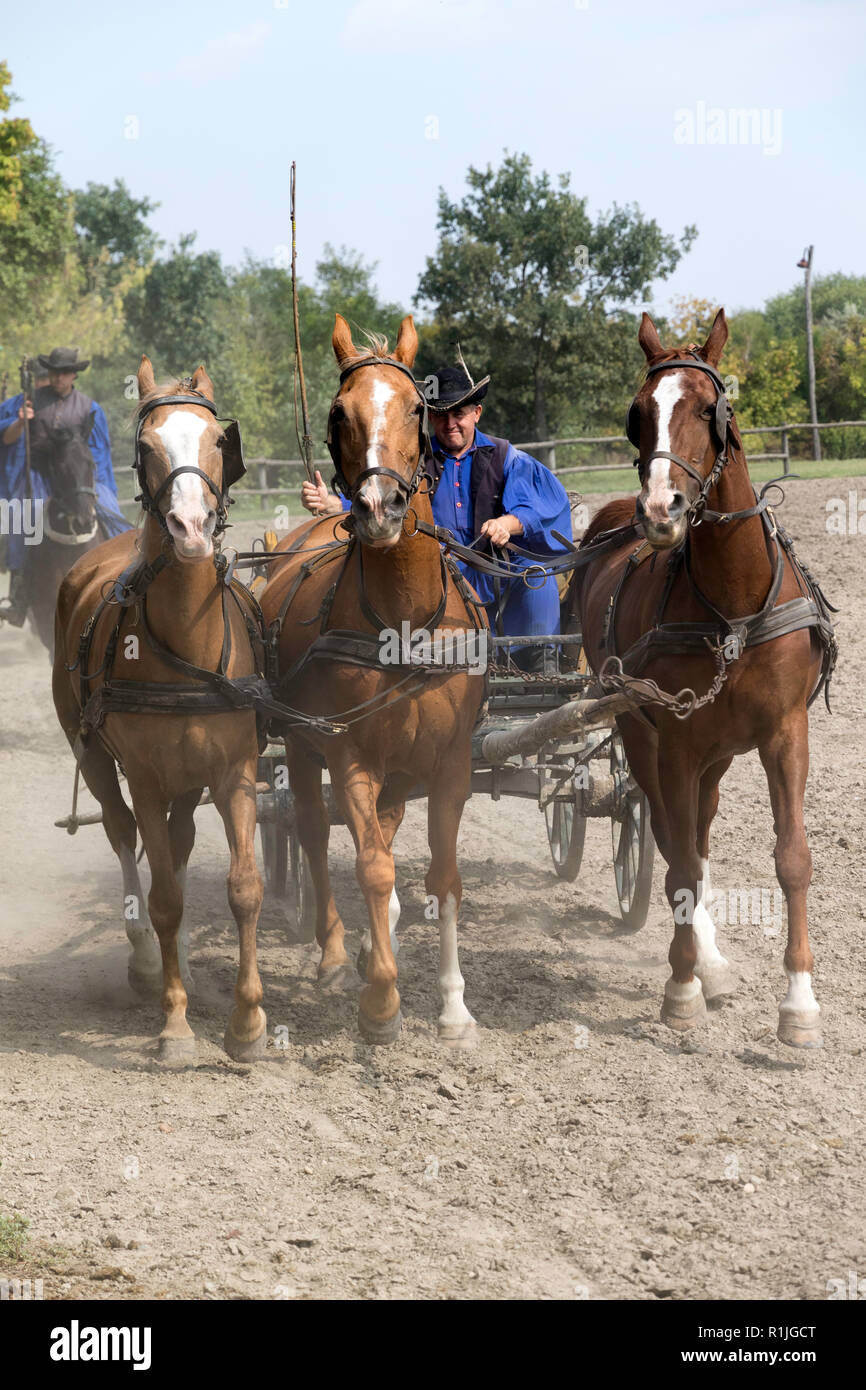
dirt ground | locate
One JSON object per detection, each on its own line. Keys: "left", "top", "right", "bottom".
{"left": 1, "top": 475, "right": 864, "bottom": 1302}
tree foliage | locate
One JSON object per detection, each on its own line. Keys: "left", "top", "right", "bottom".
{"left": 415, "top": 152, "right": 697, "bottom": 450}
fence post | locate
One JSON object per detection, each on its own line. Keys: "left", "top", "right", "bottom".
{"left": 780, "top": 427, "right": 789, "bottom": 475}
{"left": 258, "top": 462, "right": 268, "bottom": 514}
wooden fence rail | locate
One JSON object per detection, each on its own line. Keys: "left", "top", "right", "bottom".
{"left": 116, "top": 418, "right": 866, "bottom": 507}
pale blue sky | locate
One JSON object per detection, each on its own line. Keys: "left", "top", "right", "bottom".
{"left": 5, "top": 0, "right": 864, "bottom": 318}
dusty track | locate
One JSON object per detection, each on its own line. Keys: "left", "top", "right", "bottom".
{"left": 1, "top": 475, "right": 864, "bottom": 1301}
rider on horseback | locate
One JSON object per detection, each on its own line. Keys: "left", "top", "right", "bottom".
{"left": 300, "top": 356, "right": 572, "bottom": 669}
{"left": 0, "top": 346, "right": 130, "bottom": 625}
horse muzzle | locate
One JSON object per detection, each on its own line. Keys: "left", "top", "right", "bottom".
{"left": 351, "top": 479, "right": 407, "bottom": 548}
{"left": 635, "top": 491, "right": 689, "bottom": 551}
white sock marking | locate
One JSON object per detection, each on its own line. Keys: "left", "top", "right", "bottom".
{"left": 664, "top": 976, "right": 703, "bottom": 1002}
{"left": 120, "top": 845, "right": 161, "bottom": 975}
{"left": 438, "top": 891, "right": 474, "bottom": 1029}
{"left": 388, "top": 885, "right": 400, "bottom": 957}
{"left": 780, "top": 970, "right": 819, "bottom": 1016}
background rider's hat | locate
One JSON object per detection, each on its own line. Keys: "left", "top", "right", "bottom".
{"left": 36, "top": 346, "right": 90, "bottom": 375}
{"left": 427, "top": 347, "right": 490, "bottom": 412}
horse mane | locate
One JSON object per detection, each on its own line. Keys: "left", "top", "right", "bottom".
{"left": 335, "top": 331, "right": 393, "bottom": 372}
{"left": 133, "top": 376, "right": 202, "bottom": 421}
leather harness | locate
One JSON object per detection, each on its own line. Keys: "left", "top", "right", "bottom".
{"left": 603, "top": 355, "right": 838, "bottom": 710}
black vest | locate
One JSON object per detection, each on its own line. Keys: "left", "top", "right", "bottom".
{"left": 30, "top": 386, "right": 95, "bottom": 467}
{"left": 428, "top": 434, "right": 510, "bottom": 555}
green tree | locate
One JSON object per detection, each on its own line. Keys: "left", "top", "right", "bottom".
{"left": 0, "top": 64, "right": 71, "bottom": 322}
{"left": 415, "top": 152, "right": 696, "bottom": 455}
{"left": 73, "top": 178, "right": 160, "bottom": 290}
{"left": 124, "top": 232, "right": 229, "bottom": 375}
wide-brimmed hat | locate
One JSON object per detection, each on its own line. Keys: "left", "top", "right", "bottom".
{"left": 36, "top": 346, "right": 90, "bottom": 374}
{"left": 427, "top": 352, "right": 490, "bottom": 412}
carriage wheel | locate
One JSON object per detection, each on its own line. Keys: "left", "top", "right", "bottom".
{"left": 288, "top": 830, "right": 317, "bottom": 942}
{"left": 610, "top": 732, "right": 655, "bottom": 930}
{"left": 543, "top": 754, "right": 587, "bottom": 881}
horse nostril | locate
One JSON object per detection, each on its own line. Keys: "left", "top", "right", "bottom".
{"left": 670, "top": 492, "right": 687, "bottom": 517}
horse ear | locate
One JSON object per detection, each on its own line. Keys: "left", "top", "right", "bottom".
{"left": 138, "top": 354, "right": 156, "bottom": 398}
{"left": 638, "top": 312, "right": 664, "bottom": 362}
{"left": 698, "top": 308, "right": 728, "bottom": 366}
{"left": 190, "top": 365, "right": 214, "bottom": 401}
{"left": 332, "top": 313, "right": 355, "bottom": 365}
{"left": 393, "top": 315, "right": 418, "bottom": 367}
{"left": 80, "top": 411, "right": 94, "bottom": 441}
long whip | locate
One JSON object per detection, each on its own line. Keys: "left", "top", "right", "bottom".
{"left": 290, "top": 161, "right": 315, "bottom": 484}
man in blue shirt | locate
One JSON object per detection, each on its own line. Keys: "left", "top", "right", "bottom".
{"left": 1, "top": 347, "right": 130, "bottom": 625}
{"left": 300, "top": 360, "right": 572, "bottom": 666}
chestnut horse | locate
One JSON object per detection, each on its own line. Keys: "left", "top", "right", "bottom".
{"left": 577, "top": 310, "right": 835, "bottom": 1048}
{"left": 53, "top": 358, "right": 266, "bottom": 1062}
{"left": 259, "top": 314, "right": 487, "bottom": 1045}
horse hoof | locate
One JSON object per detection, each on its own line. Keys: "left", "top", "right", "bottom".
{"left": 438, "top": 1019, "right": 478, "bottom": 1049}
{"left": 777, "top": 1010, "right": 823, "bottom": 1049}
{"left": 317, "top": 962, "right": 354, "bottom": 993}
{"left": 697, "top": 963, "right": 737, "bottom": 1005}
{"left": 223, "top": 1025, "right": 268, "bottom": 1062}
{"left": 157, "top": 1034, "right": 196, "bottom": 1064}
{"left": 128, "top": 965, "right": 162, "bottom": 999}
{"left": 660, "top": 988, "right": 707, "bottom": 1033}
{"left": 359, "top": 1008, "right": 403, "bottom": 1046}
{"left": 356, "top": 946, "right": 369, "bottom": 981}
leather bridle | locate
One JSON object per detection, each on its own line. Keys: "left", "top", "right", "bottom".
{"left": 134, "top": 390, "right": 246, "bottom": 537}
{"left": 325, "top": 356, "right": 433, "bottom": 504}
{"left": 628, "top": 353, "right": 766, "bottom": 527}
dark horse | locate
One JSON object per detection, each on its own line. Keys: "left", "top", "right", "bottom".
{"left": 24, "top": 420, "right": 104, "bottom": 653}
{"left": 576, "top": 310, "right": 836, "bottom": 1049}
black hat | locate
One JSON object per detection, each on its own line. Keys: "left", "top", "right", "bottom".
{"left": 427, "top": 355, "right": 490, "bottom": 412}
{"left": 36, "top": 346, "right": 90, "bottom": 374}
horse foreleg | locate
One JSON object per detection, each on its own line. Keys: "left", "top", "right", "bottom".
{"left": 74, "top": 736, "right": 163, "bottom": 994}
{"left": 693, "top": 757, "right": 737, "bottom": 1003}
{"left": 212, "top": 762, "right": 267, "bottom": 1062}
{"left": 356, "top": 779, "right": 411, "bottom": 979}
{"left": 168, "top": 786, "right": 201, "bottom": 993}
{"left": 335, "top": 762, "right": 401, "bottom": 1045}
{"left": 130, "top": 791, "right": 194, "bottom": 1060}
{"left": 657, "top": 756, "right": 707, "bottom": 1033}
{"left": 759, "top": 715, "right": 821, "bottom": 1048}
{"left": 427, "top": 762, "right": 475, "bottom": 1045}
{"left": 288, "top": 748, "right": 348, "bottom": 986}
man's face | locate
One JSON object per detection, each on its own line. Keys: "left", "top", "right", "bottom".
{"left": 431, "top": 402, "right": 482, "bottom": 456}
{"left": 49, "top": 371, "right": 77, "bottom": 397}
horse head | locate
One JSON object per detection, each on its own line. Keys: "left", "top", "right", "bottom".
{"left": 328, "top": 314, "right": 427, "bottom": 549}
{"left": 135, "top": 356, "right": 243, "bottom": 563}
{"left": 629, "top": 309, "right": 743, "bottom": 551}
{"left": 43, "top": 419, "right": 98, "bottom": 539}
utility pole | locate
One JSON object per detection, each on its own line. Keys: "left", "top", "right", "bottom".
{"left": 797, "top": 245, "right": 821, "bottom": 462}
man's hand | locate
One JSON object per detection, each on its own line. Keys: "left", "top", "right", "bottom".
{"left": 480, "top": 514, "right": 524, "bottom": 548}
{"left": 301, "top": 470, "right": 342, "bottom": 515}
{"left": 1, "top": 401, "right": 33, "bottom": 447}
